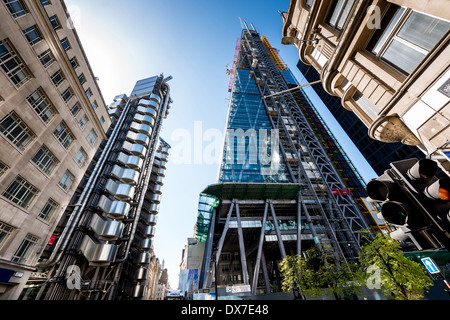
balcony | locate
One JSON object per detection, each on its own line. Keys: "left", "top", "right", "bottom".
{"left": 129, "top": 121, "right": 153, "bottom": 136}
{"left": 135, "top": 266, "right": 148, "bottom": 280}
{"left": 96, "top": 195, "right": 131, "bottom": 219}
{"left": 147, "top": 182, "right": 163, "bottom": 194}
{"left": 138, "top": 98, "right": 159, "bottom": 111}
{"left": 120, "top": 141, "right": 147, "bottom": 158}
{"left": 155, "top": 151, "right": 168, "bottom": 162}
{"left": 79, "top": 235, "right": 117, "bottom": 267}
{"left": 137, "top": 252, "right": 151, "bottom": 265}
{"left": 152, "top": 158, "right": 167, "bottom": 169}
{"left": 125, "top": 131, "right": 150, "bottom": 146}
{"left": 151, "top": 166, "right": 165, "bottom": 177}
{"left": 110, "top": 165, "right": 140, "bottom": 186}
{"left": 89, "top": 214, "right": 125, "bottom": 241}
{"left": 140, "top": 211, "right": 157, "bottom": 225}
{"left": 133, "top": 113, "right": 156, "bottom": 127}
{"left": 150, "top": 174, "right": 164, "bottom": 185}
{"left": 147, "top": 203, "right": 159, "bottom": 213}
{"left": 116, "top": 152, "right": 144, "bottom": 171}
{"left": 131, "top": 284, "right": 145, "bottom": 298}
{"left": 140, "top": 238, "right": 153, "bottom": 251}
{"left": 104, "top": 179, "right": 135, "bottom": 201}
{"left": 136, "top": 106, "right": 157, "bottom": 119}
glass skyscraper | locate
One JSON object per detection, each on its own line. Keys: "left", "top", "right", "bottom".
{"left": 197, "top": 26, "right": 381, "bottom": 297}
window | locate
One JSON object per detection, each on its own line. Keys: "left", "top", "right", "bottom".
{"left": 91, "top": 100, "right": 98, "bottom": 110}
{"left": 49, "top": 15, "right": 61, "bottom": 30}
{"left": 38, "top": 198, "right": 58, "bottom": 221}
{"left": 60, "top": 37, "right": 71, "bottom": 51}
{"left": 78, "top": 114, "right": 89, "bottom": 129}
{"left": 78, "top": 73, "right": 86, "bottom": 85}
{"left": 12, "top": 234, "right": 39, "bottom": 264}
{"left": 40, "top": 0, "right": 51, "bottom": 6}
{"left": 61, "top": 87, "right": 74, "bottom": 103}
{"left": 367, "top": 5, "right": 450, "bottom": 75}
{"left": 353, "top": 90, "right": 379, "bottom": 120}
{"left": 0, "top": 222, "right": 15, "bottom": 250}
{"left": 70, "top": 56, "right": 79, "bottom": 69}
{"left": 53, "top": 121, "right": 75, "bottom": 149}
{"left": 38, "top": 49, "right": 55, "bottom": 68}
{"left": 51, "top": 69, "right": 65, "bottom": 87}
{"left": 27, "top": 87, "right": 57, "bottom": 123}
{"left": 3, "top": 0, "right": 28, "bottom": 18}
{"left": 85, "top": 88, "right": 92, "bottom": 98}
{"left": 87, "top": 128, "right": 97, "bottom": 145}
{"left": 3, "top": 176, "right": 39, "bottom": 209}
{"left": 0, "top": 111, "right": 35, "bottom": 151}
{"left": 74, "top": 147, "right": 87, "bottom": 166}
{"left": 22, "top": 25, "right": 42, "bottom": 45}
{"left": 0, "top": 160, "right": 8, "bottom": 177}
{"left": 31, "top": 145, "right": 59, "bottom": 175}
{"left": 327, "top": 0, "right": 355, "bottom": 30}
{"left": 99, "top": 116, "right": 105, "bottom": 125}
{"left": 58, "top": 170, "right": 74, "bottom": 190}
{"left": 0, "top": 39, "right": 32, "bottom": 87}
{"left": 70, "top": 102, "right": 81, "bottom": 117}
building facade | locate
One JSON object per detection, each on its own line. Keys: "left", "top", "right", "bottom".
{"left": 34, "top": 75, "right": 172, "bottom": 300}
{"left": 297, "top": 60, "right": 424, "bottom": 176}
{"left": 0, "top": 0, "right": 110, "bottom": 299}
{"left": 197, "top": 26, "right": 381, "bottom": 297}
{"left": 281, "top": 0, "right": 450, "bottom": 174}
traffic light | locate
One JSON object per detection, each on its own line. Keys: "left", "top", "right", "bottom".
{"left": 367, "top": 158, "right": 450, "bottom": 250}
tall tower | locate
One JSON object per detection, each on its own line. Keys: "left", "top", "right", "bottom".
{"left": 197, "top": 26, "right": 381, "bottom": 296}
{"left": 36, "top": 75, "right": 172, "bottom": 300}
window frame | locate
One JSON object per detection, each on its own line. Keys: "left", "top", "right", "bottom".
{"left": 366, "top": 5, "right": 450, "bottom": 75}
{"left": 37, "top": 49, "right": 55, "bottom": 68}
{"left": 38, "top": 198, "right": 58, "bottom": 221}
{"left": 31, "top": 145, "right": 59, "bottom": 175}
{"left": 26, "top": 87, "right": 57, "bottom": 124}
{"left": 58, "top": 170, "right": 74, "bottom": 191}
{"left": 53, "top": 121, "right": 75, "bottom": 150}
{"left": 0, "top": 111, "right": 36, "bottom": 151}
{"left": 22, "top": 25, "right": 43, "bottom": 46}
{"left": 3, "top": 0, "right": 29, "bottom": 18}
{"left": 0, "top": 38, "right": 32, "bottom": 88}
{"left": 11, "top": 233, "right": 39, "bottom": 264}
{"left": 2, "top": 175, "right": 39, "bottom": 209}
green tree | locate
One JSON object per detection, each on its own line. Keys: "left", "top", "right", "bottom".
{"left": 280, "top": 247, "right": 361, "bottom": 300}
{"left": 358, "top": 231, "right": 433, "bottom": 300}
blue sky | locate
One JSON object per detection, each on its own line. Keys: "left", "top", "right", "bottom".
{"left": 64, "top": 0, "right": 377, "bottom": 288}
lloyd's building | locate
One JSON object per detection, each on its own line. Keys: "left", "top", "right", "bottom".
{"left": 195, "top": 24, "right": 383, "bottom": 298}
{"left": 35, "top": 75, "right": 173, "bottom": 300}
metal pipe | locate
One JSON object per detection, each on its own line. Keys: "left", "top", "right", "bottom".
{"left": 251, "top": 200, "right": 269, "bottom": 295}
{"left": 207, "top": 201, "right": 234, "bottom": 288}
{"left": 269, "top": 200, "right": 286, "bottom": 258}
{"left": 235, "top": 200, "right": 249, "bottom": 286}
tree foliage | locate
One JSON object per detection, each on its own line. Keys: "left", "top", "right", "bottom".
{"left": 280, "top": 247, "right": 361, "bottom": 300}
{"left": 358, "top": 231, "right": 433, "bottom": 300}
{"left": 280, "top": 230, "right": 434, "bottom": 300}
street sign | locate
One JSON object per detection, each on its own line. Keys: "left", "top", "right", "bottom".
{"left": 421, "top": 257, "right": 440, "bottom": 274}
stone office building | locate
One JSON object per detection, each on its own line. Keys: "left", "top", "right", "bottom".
{"left": 0, "top": 0, "right": 110, "bottom": 299}
{"left": 281, "top": 0, "right": 450, "bottom": 174}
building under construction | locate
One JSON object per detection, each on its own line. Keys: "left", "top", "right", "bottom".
{"left": 34, "top": 75, "right": 172, "bottom": 300}
{"left": 196, "top": 25, "right": 383, "bottom": 297}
